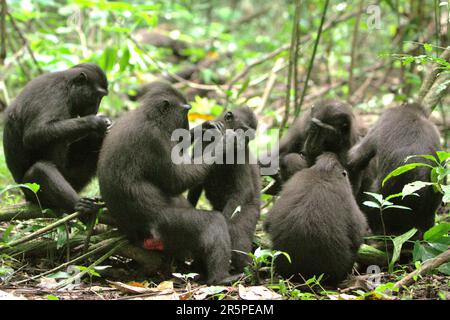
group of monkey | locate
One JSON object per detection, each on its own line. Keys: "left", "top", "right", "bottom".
{"left": 2, "top": 63, "right": 443, "bottom": 286}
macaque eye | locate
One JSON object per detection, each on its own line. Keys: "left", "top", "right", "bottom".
{"left": 225, "top": 111, "right": 234, "bottom": 122}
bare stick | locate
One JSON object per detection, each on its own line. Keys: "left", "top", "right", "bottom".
{"left": 56, "top": 239, "right": 127, "bottom": 289}
{"left": 256, "top": 58, "right": 284, "bottom": 115}
{"left": 13, "top": 237, "right": 123, "bottom": 285}
{"left": 394, "top": 248, "right": 450, "bottom": 290}
{"left": 0, "top": 211, "right": 82, "bottom": 251}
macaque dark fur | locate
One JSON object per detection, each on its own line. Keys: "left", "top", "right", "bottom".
{"left": 188, "top": 107, "right": 261, "bottom": 273}
{"left": 3, "top": 63, "right": 110, "bottom": 216}
{"left": 98, "top": 81, "right": 234, "bottom": 284}
{"left": 348, "top": 103, "right": 442, "bottom": 235}
{"left": 265, "top": 153, "right": 368, "bottom": 285}
{"left": 260, "top": 100, "right": 360, "bottom": 194}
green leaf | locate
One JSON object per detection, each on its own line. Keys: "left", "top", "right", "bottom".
{"left": 385, "top": 205, "right": 412, "bottom": 211}
{"left": 389, "top": 228, "right": 417, "bottom": 272}
{"left": 119, "top": 47, "right": 130, "bottom": 72}
{"left": 99, "top": 47, "right": 117, "bottom": 72}
{"left": 443, "top": 185, "right": 450, "bottom": 203}
{"left": 424, "top": 223, "right": 450, "bottom": 243}
{"left": 423, "top": 43, "right": 433, "bottom": 52}
{"left": 437, "top": 262, "right": 450, "bottom": 276}
{"left": 383, "top": 163, "right": 433, "bottom": 186}
{"left": 364, "top": 192, "right": 384, "bottom": 204}
{"left": 2, "top": 224, "right": 15, "bottom": 242}
{"left": 363, "top": 201, "right": 381, "bottom": 209}
{"left": 385, "top": 192, "right": 403, "bottom": 201}
{"left": 402, "top": 181, "right": 435, "bottom": 198}
{"left": 46, "top": 295, "right": 60, "bottom": 300}
{"left": 0, "top": 183, "right": 40, "bottom": 195}
{"left": 405, "top": 154, "right": 439, "bottom": 164}
{"left": 23, "top": 183, "right": 40, "bottom": 194}
{"left": 436, "top": 151, "right": 450, "bottom": 163}
{"left": 0, "top": 266, "right": 14, "bottom": 279}
{"left": 274, "top": 251, "right": 291, "bottom": 264}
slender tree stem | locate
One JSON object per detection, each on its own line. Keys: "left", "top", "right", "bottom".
{"left": 297, "top": 0, "right": 330, "bottom": 118}
{"left": 280, "top": 0, "right": 301, "bottom": 135}
{"left": 0, "top": 0, "right": 6, "bottom": 65}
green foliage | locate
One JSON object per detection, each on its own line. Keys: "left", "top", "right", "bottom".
{"left": 413, "top": 223, "right": 450, "bottom": 276}
{"left": 383, "top": 152, "right": 450, "bottom": 201}
{"left": 243, "top": 247, "right": 290, "bottom": 285}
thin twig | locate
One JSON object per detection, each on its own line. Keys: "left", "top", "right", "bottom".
{"left": 256, "top": 58, "right": 284, "bottom": 115}
{"left": 7, "top": 11, "right": 42, "bottom": 73}
{"left": 394, "top": 248, "right": 450, "bottom": 290}
{"left": 13, "top": 237, "right": 123, "bottom": 285}
{"left": 56, "top": 239, "right": 127, "bottom": 289}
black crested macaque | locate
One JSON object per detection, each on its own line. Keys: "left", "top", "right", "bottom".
{"left": 98, "top": 82, "right": 235, "bottom": 284}
{"left": 348, "top": 103, "right": 442, "bottom": 235}
{"left": 134, "top": 29, "right": 190, "bottom": 60}
{"left": 259, "top": 100, "right": 360, "bottom": 194}
{"left": 264, "top": 153, "right": 368, "bottom": 285}
{"left": 3, "top": 63, "right": 110, "bottom": 217}
{"left": 188, "top": 107, "right": 261, "bottom": 273}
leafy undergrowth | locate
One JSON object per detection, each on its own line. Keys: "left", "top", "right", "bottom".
{"left": 1, "top": 262, "right": 449, "bottom": 301}
{"left": 1, "top": 213, "right": 449, "bottom": 301}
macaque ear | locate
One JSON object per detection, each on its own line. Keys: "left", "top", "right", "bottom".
{"left": 73, "top": 72, "right": 88, "bottom": 85}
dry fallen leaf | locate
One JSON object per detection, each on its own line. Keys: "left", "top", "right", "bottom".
{"left": 108, "top": 280, "right": 175, "bottom": 296}
{"left": 156, "top": 281, "right": 174, "bottom": 291}
{"left": 38, "top": 277, "right": 59, "bottom": 290}
{"left": 108, "top": 281, "right": 153, "bottom": 294}
{"left": 328, "top": 294, "right": 359, "bottom": 300}
{"left": 140, "top": 293, "right": 180, "bottom": 300}
{"left": 0, "top": 290, "right": 27, "bottom": 300}
{"left": 238, "top": 285, "right": 282, "bottom": 300}
{"left": 193, "top": 286, "right": 229, "bottom": 300}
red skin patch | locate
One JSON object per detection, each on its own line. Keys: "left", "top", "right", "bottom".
{"left": 143, "top": 238, "right": 164, "bottom": 251}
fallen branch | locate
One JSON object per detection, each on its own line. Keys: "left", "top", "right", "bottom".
{"left": 56, "top": 239, "right": 127, "bottom": 289}
{"left": 0, "top": 203, "right": 50, "bottom": 221}
{"left": 394, "top": 248, "right": 450, "bottom": 290}
{"left": 0, "top": 211, "right": 82, "bottom": 251}
{"left": 0, "top": 203, "right": 163, "bottom": 274}
{"left": 13, "top": 236, "right": 123, "bottom": 285}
